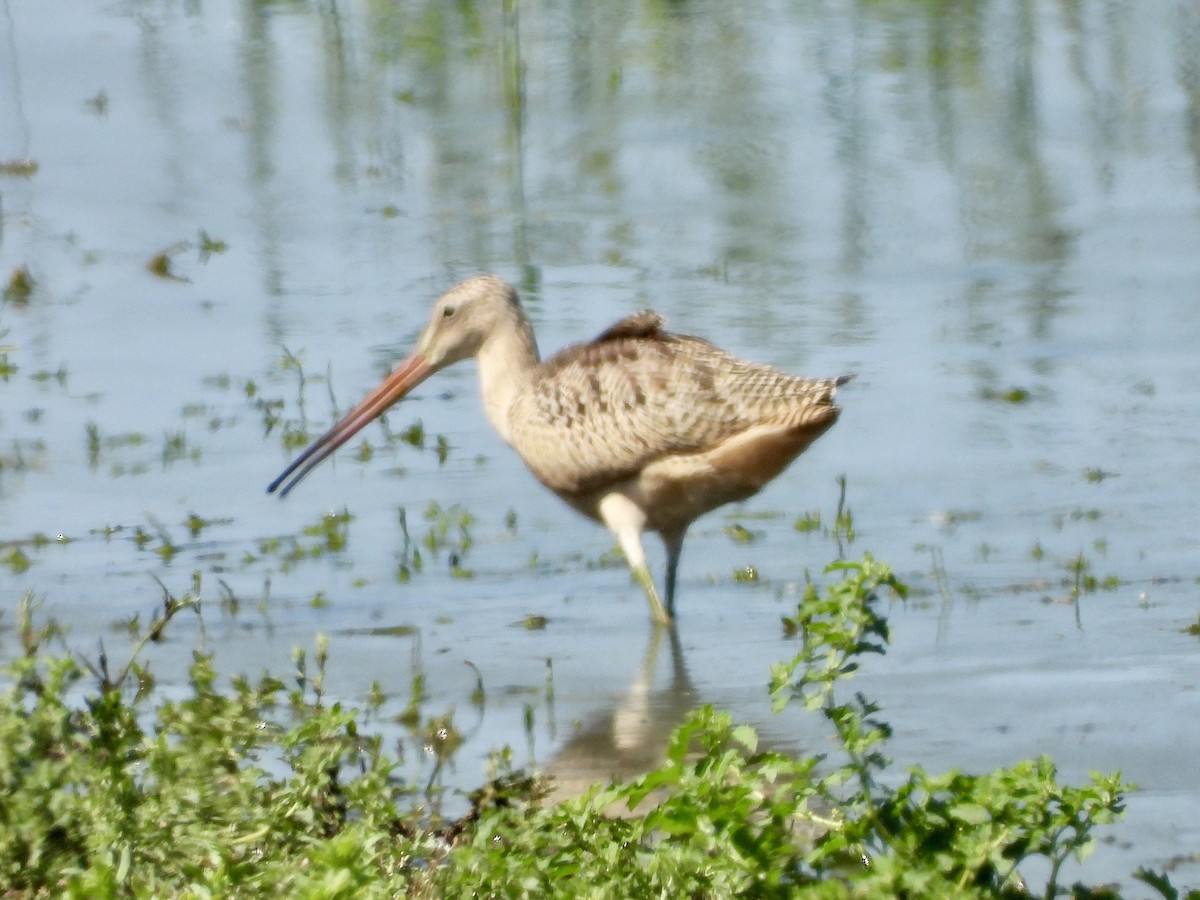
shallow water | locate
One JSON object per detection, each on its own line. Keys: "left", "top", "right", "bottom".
{"left": 2, "top": 0, "right": 1199, "bottom": 886}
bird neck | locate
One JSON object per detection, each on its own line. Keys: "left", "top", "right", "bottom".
{"left": 475, "top": 313, "right": 540, "bottom": 445}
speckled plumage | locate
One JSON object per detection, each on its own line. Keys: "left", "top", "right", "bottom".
{"left": 270, "top": 274, "right": 851, "bottom": 625}
{"left": 508, "top": 311, "right": 845, "bottom": 533}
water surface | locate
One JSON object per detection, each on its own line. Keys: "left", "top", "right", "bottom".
{"left": 2, "top": 0, "right": 1199, "bottom": 886}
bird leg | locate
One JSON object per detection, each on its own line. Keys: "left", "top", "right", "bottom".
{"left": 661, "top": 529, "right": 687, "bottom": 621}
{"left": 598, "top": 493, "right": 672, "bottom": 626}
{"left": 632, "top": 565, "right": 672, "bottom": 627}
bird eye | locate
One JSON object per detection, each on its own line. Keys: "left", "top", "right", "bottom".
{"left": 442, "top": 306, "right": 456, "bottom": 318}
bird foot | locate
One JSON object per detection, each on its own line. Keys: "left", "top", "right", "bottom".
{"left": 632, "top": 564, "right": 674, "bottom": 627}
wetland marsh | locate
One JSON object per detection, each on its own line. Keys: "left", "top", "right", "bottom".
{"left": 2, "top": 0, "right": 1199, "bottom": 888}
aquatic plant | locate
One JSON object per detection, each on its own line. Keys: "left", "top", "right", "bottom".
{"left": 3, "top": 266, "right": 35, "bottom": 305}
{"left": 0, "top": 560, "right": 1190, "bottom": 898}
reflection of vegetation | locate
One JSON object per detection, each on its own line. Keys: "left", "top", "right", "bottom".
{"left": 0, "top": 559, "right": 1171, "bottom": 896}
{"left": 29, "top": 364, "right": 68, "bottom": 387}
{"left": 0, "top": 158, "right": 38, "bottom": 177}
{"left": 2, "top": 546, "right": 32, "bottom": 574}
{"left": 3, "top": 266, "right": 35, "bottom": 305}
{"left": 145, "top": 242, "right": 191, "bottom": 282}
{"left": 252, "top": 509, "right": 354, "bottom": 572}
{"left": 832, "top": 474, "right": 855, "bottom": 544}
{"left": 146, "top": 232, "right": 227, "bottom": 280}
{"left": 1068, "top": 551, "right": 1121, "bottom": 598}
{"left": 794, "top": 509, "right": 822, "bottom": 532}
{"left": 80, "top": 423, "right": 202, "bottom": 474}
{"left": 979, "top": 385, "right": 1035, "bottom": 404}
{"left": 515, "top": 614, "right": 547, "bottom": 631}
{"left": 422, "top": 501, "right": 475, "bottom": 578}
{"left": 197, "top": 229, "right": 228, "bottom": 261}
{"left": 722, "top": 522, "right": 760, "bottom": 543}
{"left": 732, "top": 564, "right": 759, "bottom": 583}
{"left": 789, "top": 476, "right": 856, "bottom": 548}
{"left": 0, "top": 437, "right": 47, "bottom": 476}
{"left": 161, "top": 430, "right": 201, "bottom": 467}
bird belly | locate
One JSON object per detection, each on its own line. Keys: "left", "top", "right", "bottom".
{"left": 637, "top": 419, "right": 836, "bottom": 534}
{"left": 514, "top": 415, "right": 838, "bottom": 536}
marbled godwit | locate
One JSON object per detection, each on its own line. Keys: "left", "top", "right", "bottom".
{"left": 269, "top": 275, "right": 850, "bottom": 625}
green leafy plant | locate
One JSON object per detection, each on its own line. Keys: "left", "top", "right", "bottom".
{"left": 0, "top": 585, "right": 437, "bottom": 897}
{"left": 767, "top": 557, "right": 1131, "bottom": 897}
{"left": 426, "top": 557, "right": 1150, "bottom": 898}
{"left": 0, "top": 559, "right": 1191, "bottom": 898}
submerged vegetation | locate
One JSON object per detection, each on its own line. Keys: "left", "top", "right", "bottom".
{"left": 0, "top": 558, "right": 1193, "bottom": 897}
{"left": 3, "top": 266, "right": 36, "bottom": 305}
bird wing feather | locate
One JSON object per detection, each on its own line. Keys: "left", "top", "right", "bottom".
{"left": 507, "top": 313, "right": 843, "bottom": 496}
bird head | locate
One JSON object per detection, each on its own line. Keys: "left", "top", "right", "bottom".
{"left": 417, "top": 274, "right": 521, "bottom": 370}
{"left": 268, "top": 274, "right": 521, "bottom": 497}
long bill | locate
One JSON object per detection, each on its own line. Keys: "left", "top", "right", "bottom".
{"left": 267, "top": 351, "right": 435, "bottom": 497}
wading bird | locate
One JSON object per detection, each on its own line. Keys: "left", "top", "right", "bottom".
{"left": 269, "top": 275, "right": 850, "bottom": 626}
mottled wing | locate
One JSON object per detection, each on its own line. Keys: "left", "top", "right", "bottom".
{"left": 507, "top": 313, "right": 844, "bottom": 496}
